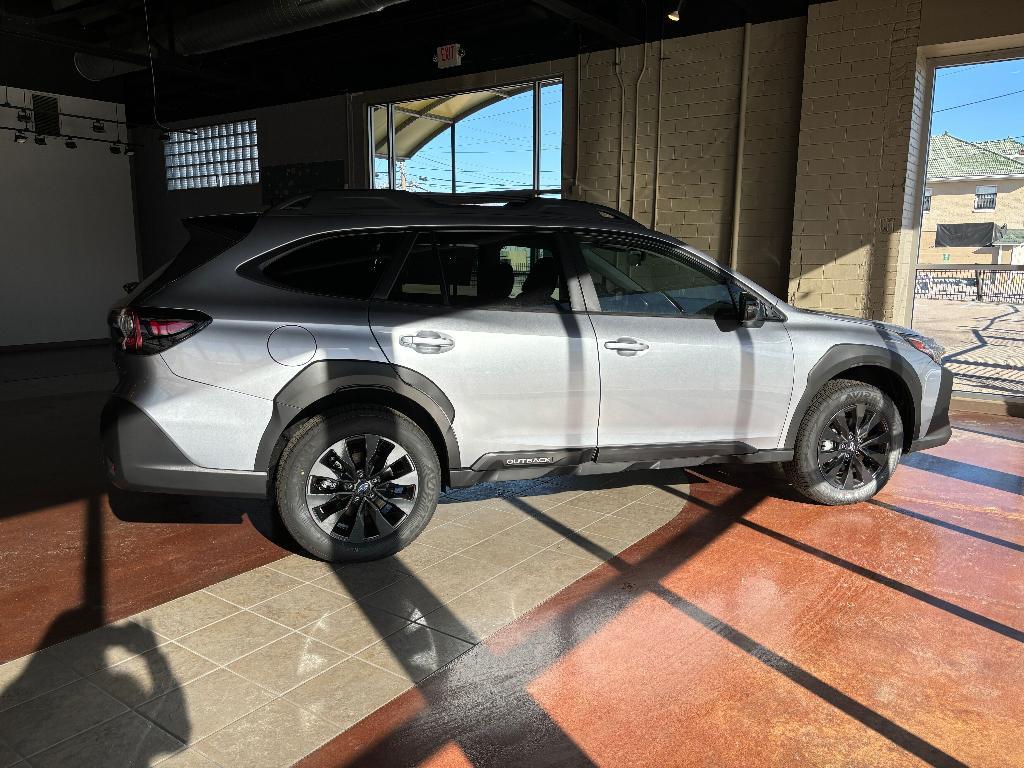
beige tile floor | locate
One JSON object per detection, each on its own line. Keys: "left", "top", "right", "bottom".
{"left": 0, "top": 471, "right": 688, "bottom": 768}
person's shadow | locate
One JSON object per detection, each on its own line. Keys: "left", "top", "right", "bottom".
{"left": 0, "top": 497, "right": 190, "bottom": 765}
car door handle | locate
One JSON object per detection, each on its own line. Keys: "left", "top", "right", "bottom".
{"left": 604, "top": 337, "right": 649, "bottom": 355}
{"left": 399, "top": 330, "right": 455, "bottom": 354}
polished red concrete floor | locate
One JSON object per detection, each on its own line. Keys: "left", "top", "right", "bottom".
{"left": 0, "top": 392, "right": 289, "bottom": 663}
{"left": 3, "top": 392, "right": 1023, "bottom": 766}
{"left": 297, "top": 412, "right": 1024, "bottom": 768}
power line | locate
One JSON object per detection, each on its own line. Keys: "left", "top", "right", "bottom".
{"left": 934, "top": 86, "right": 1024, "bottom": 113}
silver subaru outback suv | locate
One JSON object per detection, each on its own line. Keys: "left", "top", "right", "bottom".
{"left": 103, "top": 191, "right": 952, "bottom": 562}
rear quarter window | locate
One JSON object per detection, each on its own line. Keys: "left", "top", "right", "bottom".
{"left": 259, "top": 232, "right": 406, "bottom": 300}
{"left": 136, "top": 215, "right": 258, "bottom": 302}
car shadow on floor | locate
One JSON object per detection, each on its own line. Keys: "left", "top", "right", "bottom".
{"left": 107, "top": 487, "right": 302, "bottom": 553}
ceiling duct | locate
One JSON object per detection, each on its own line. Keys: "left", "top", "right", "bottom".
{"left": 72, "top": 0, "right": 410, "bottom": 82}
{"left": 75, "top": 53, "right": 147, "bottom": 82}
{"left": 166, "top": 0, "right": 412, "bottom": 56}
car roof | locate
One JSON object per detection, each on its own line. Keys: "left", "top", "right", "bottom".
{"left": 259, "top": 189, "right": 653, "bottom": 234}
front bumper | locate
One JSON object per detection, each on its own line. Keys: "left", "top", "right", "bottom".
{"left": 101, "top": 397, "right": 267, "bottom": 497}
{"left": 908, "top": 366, "right": 954, "bottom": 453}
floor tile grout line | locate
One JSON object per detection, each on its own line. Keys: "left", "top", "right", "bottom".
{"left": 10, "top": 677, "right": 158, "bottom": 762}
{"left": 3, "top": 481, "right": 685, "bottom": 763}
{"left": 124, "top": 643, "right": 349, "bottom": 753}
{"left": 0, "top": 485, "right": 666, "bottom": 681}
{"left": 190, "top": 696, "right": 342, "bottom": 763}
{"left": 0, "top": 630, "right": 178, "bottom": 716}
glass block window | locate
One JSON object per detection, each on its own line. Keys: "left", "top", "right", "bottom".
{"left": 164, "top": 119, "right": 259, "bottom": 190}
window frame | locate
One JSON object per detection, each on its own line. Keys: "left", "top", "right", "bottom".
{"left": 974, "top": 184, "right": 998, "bottom": 211}
{"left": 375, "top": 227, "right": 586, "bottom": 313}
{"left": 367, "top": 78, "right": 563, "bottom": 196}
{"left": 570, "top": 231, "right": 783, "bottom": 321}
{"left": 238, "top": 228, "right": 415, "bottom": 302}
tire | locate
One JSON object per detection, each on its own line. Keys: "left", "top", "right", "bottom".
{"left": 783, "top": 379, "right": 903, "bottom": 505}
{"left": 275, "top": 405, "right": 440, "bottom": 562}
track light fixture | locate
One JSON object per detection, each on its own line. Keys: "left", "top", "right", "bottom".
{"left": 14, "top": 131, "right": 27, "bottom": 144}
{"left": 667, "top": 0, "right": 684, "bottom": 21}
{"left": 92, "top": 119, "right": 105, "bottom": 133}
{"left": 109, "top": 143, "right": 122, "bottom": 155}
{"left": 34, "top": 135, "right": 46, "bottom": 146}
{"left": 17, "top": 108, "right": 30, "bottom": 123}
{"left": 65, "top": 138, "right": 78, "bottom": 149}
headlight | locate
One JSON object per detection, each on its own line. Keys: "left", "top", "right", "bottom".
{"left": 892, "top": 329, "right": 944, "bottom": 365}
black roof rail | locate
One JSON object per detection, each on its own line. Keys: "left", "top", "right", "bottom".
{"left": 266, "top": 188, "right": 640, "bottom": 225}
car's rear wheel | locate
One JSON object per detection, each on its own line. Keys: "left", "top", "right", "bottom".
{"left": 275, "top": 405, "right": 440, "bottom": 562}
{"left": 784, "top": 379, "right": 903, "bottom": 505}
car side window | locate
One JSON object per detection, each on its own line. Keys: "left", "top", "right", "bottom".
{"left": 581, "top": 240, "right": 737, "bottom": 318}
{"left": 389, "top": 238, "right": 446, "bottom": 304}
{"left": 389, "top": 231, "right": 570, "bottom": 311}
{"left": 260, "top": 232, "right": 402, "bottom": 299}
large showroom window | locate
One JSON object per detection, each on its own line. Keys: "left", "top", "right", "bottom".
{"left": 164, "top": 119, "right": 259, "bottom": 190}
{"left": 369, "top": 79, "right": 562, "bottom": 195}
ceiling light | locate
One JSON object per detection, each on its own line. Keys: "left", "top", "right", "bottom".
{"left": 34, "top": 135, "right": 46, "bottom": 146}
{"left": 110, "top": 143, "right": 122, "bottom": 155}
{"left": 14, "top": 131, "right": 27, "bottom": 144}
{"left": 65, "top": 138, "right": 78, "bottom": 149}
{"left": 92, "top": 119, "right": 105, "bottom": 133}
{"left": 667, "top": 1, "right": 683, "bottom": 21}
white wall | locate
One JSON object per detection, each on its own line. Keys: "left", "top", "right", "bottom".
{"left": 0, "top": 88, "right": 138, "bottom": 346}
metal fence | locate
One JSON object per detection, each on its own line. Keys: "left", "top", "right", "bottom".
{"left": 915, "top": 266, "right": 1024, "bottom": 303}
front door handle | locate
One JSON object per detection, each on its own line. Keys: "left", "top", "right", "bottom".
{"left": 399, "top": 330, "right": 455, "bottom": 354}
{"left": 604, "top": 337, "right": 649, "bottom": 355}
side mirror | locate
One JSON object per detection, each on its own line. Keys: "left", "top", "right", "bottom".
{"left": 738, "top": 291, "right": 763, "bottom": 327}
{"left": 123, "top": 281, "right": 139, "bottom": 294}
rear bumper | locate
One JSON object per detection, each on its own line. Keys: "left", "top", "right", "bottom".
{"left": 101, "top": 397, "right": 267, "bottom": 497}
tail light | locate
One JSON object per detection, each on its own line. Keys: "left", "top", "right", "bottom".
{"left": 111, "top": 307, "right": 210, "bottom": 354}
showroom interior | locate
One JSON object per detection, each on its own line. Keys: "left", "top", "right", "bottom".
{"left": 1, "top": 0, "right": 1023, "bottom": 766}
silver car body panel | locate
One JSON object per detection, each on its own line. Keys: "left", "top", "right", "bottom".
{"left": 104, "top": 196, "right": 950, "bottom": 493}
{"left": 587, "top": 312, "right": 794, "bottom": 450}
{"left": 370, "top": 303, "right": 600, "bottom": 465}
{"left": 112, "top": 354, "right": 272, "bottom": 470}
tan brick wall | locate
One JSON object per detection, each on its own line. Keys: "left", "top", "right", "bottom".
{"left": 919, "top": 178, "right": 1024, "bottom": 264}
{"left": 575, "top": 18, "right": 806, "bottom": 295}
{"left": 788, "top": 0, "right": 925, "bottom": 321}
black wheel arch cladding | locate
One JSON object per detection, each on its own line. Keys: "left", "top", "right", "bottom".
{"left": 256, "top": 360, "right": 460, "bottom": 477}
{"left": 784, "top": 344, "right": 923, "bottom": 451}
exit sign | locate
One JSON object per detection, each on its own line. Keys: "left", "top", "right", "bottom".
{"left": 436, "top": 43, "right": 463, "bottom": 69}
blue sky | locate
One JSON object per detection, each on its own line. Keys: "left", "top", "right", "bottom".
{"left": 931, "top": 58, "right": 1024, "bottom": 141}
{"left": 398, "top": 82, "right": 562, "bottom": 193}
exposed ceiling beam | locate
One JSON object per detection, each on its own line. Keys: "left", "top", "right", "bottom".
{"left": 531, "top": 0, "right": 640, "bottom": 45}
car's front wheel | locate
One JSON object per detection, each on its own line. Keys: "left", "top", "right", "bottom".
{"left": 784, "top": 379, "right": 903, "bottom": 505}
{"left": 275, "top": 405, "right": 440, "bottom": 562}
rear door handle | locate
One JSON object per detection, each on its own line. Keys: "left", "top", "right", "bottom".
{"left": 604, "top": 337, "right": 649, "bottom": 355}
{"left": 399, "top": 330, "right": 455, "bottom": 354}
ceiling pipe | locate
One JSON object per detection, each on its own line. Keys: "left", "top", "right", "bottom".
{"left": 158, "top": 0, "right": 412, "bottom": 56}
{"left": 71, "top": 0, "right": 412, "bottom": 82}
